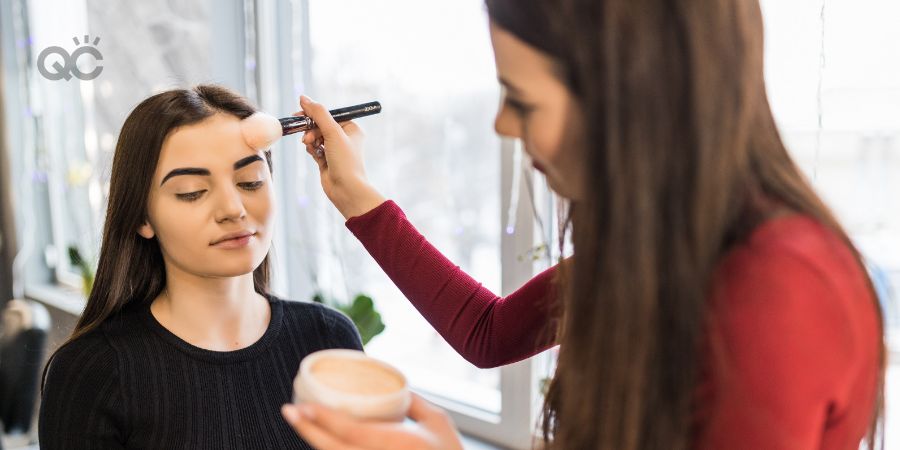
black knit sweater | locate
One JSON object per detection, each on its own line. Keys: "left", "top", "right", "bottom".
{"left": 38, "top": 293, "right": 364, "bottom": 449}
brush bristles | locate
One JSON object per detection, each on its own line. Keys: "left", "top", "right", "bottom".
{"left": 241, "top": 112, "right": 283, "bottom": 150}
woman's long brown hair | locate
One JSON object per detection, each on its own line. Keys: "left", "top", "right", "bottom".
{"left": 486, "top": 0, "right": 885, "bottom": 449}
{"left": 41, "top": 85, "right": 273, "bottom": 390}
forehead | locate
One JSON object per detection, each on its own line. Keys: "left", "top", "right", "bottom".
{"left": 490, "top": 22, "right": 557, "bottom": 80}
{"left": 157, "top": 113, "right": 257, "bottom": 174}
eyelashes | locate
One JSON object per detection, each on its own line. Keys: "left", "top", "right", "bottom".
{"left": 175, "top": 181, "right": 264, "bottom": 203}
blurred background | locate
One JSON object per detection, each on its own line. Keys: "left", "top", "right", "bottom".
{"left": 0, "top": 0, "right": 897, "bottom": 448}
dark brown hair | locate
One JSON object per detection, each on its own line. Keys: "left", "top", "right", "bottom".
{"left": 486, "top": 0, "right": 884, "bottom": 449}
{"left": 41, "top": 84, "right": 273, "bottom": 390}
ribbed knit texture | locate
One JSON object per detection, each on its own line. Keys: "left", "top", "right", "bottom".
{"left": 39, "top": 294, "right": 363, "bottom": 449}
{"left": 345, "top": 201, "right": 560, "bottom": 369}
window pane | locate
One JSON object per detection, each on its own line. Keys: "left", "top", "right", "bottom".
{"left": 25, "top": 0, "right": 237, "bottom": 283}
{"left": 760, "top": 0, "right": 900, "bottom": 334}
{"left": 297, "top": 0, "right": 503, "bottom": 413}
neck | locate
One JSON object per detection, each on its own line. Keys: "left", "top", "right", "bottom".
{"left": 150, "top": 267, "right": 270, "bottom": 352}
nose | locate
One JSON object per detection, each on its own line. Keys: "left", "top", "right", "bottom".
{"left": 494, "top": 105, "right": 520, "bottom": 139}
{"left": 214, "top": 185, "right": 247, "bottom": 223}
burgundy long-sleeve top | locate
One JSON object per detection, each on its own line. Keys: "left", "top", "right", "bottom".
{"left": 345, "top": 200, "right": 880, "bottom": 450}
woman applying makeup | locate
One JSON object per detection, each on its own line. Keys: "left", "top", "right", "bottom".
{"left": 282, "top": 0, "right": 884, "bottom": 449}
{"left": 38, "top": 85, "right": 362, "bottom": 449}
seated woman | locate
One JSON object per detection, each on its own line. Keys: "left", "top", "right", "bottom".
{"left": 38, "top": 85, "right": 362, "bottom": 449}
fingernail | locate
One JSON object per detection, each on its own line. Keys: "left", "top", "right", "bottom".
{"left": 300, "top": 95, "right": 312, "bottom": 104}
{"left": 282, "top": 404, "right": 300, "bottom": 422}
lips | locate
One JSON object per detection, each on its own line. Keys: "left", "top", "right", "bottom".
{"left": 211, "top": 230, "right": 256, "bottom": 246}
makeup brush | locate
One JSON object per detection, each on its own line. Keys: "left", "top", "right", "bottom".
{"left": 241, "top": 101, "right": 382, "bottom": 151}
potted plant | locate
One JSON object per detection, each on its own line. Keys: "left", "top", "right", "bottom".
{"left": 312, "top": 292, "right": 386, "bottom": 346}
{"left": 67, "top": 245, "right": 94, "bottom": 297}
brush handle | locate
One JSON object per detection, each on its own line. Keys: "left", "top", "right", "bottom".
{"left": 279, "top": 101, "right": 382, "bottom": 136}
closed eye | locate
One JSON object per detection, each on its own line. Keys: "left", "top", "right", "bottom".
{"left": 175, "top": 190, "right": 206, "bottom": 202}
{"left": 175, "top": 181, "right": 265, "bottom": 202}
{"left": 504, "top": 97, "right": 535, "bottom": 116}
{"left": 238, "top": 181, "right": 264, "bottom": 191}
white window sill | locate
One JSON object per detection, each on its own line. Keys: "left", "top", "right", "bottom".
{"left": 24, "top": 283, "right": 86, "bottom": 316}
{"left": 460, "top": 434, "right": 505, "bottom": 449}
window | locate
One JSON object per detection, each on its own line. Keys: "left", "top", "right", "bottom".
{"left": 759, "top": 0, "right": 900, "bottom": 334}
{"left": 8, "top": 0, "right": 553, "bottom": 446}
{"left": 280, "top": 1, "right": 548, "bottom": 446}
{"left": 760, "top": 0, "right": 900, "bottom": 444}
{"left": 299, "top": 0, "right": 503, "bottom": 411}
{"left": 8, "top": 0, "right": 254, "bottom": 292}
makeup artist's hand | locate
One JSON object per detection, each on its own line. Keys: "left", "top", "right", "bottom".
{"left": 296, "top": 95, "right": 387, "bottom": 220}
{"left": 281, "top": 394, "right": 464, "bottom": 450}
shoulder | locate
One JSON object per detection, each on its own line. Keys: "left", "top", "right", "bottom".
{"left": 271, "top": 296, "right": 364, "bottom": 350}
{"left": 45, "top": 329, "right": 119, "bottom": 386}
{"left": 714, "top": 214, "right": 869, "bottom": 311}
{"left": 699, "top": 216, "right": 880, "bottom": 444}
{"left": 41, "top": 329, "right": 122, "bottom": 425}
{"left": 43, "top": 303, "right": 149, "bottom": 396}
{"left": 40, "top": 328, "right": 129, "bottom": 446}
{"left": 275, "top": 296, "right": 349, "bottom": 324}
{"left": 710, "top": 214, "right": 877, "bottom": 380}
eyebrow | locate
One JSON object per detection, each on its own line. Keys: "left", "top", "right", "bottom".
{"left": 160, "top": 155, "right": 264, "bottom": 186}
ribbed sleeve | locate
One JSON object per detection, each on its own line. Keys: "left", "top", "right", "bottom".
{"left": 345, "top": 200, "right": 560, "bottom": 368}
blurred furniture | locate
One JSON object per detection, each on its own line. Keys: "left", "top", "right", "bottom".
{"left": 0, "top": 300, "right": 50, "bottom": 442}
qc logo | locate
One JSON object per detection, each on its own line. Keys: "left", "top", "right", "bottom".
{"left": 37, "top": 35, "right": 103, "bottom": 81}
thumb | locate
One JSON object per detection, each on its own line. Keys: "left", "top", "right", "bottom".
{"left": 299, "top": 95, "right": 344, "bottom": 140}
{"left": 406, "top": 393, "right": 444, "bottom": 423}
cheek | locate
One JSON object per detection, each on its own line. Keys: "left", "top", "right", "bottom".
{"left": 525, "top": 106, "right": 569, "bottom": 166}
{"left": 150, "top": 200, "right": 205, "bottom": 250}
{"left": 248, "top": 185, "right": 275, "bottom": 232}
{"left": 246, "top": 187, "right": 275, "bottom": 265}
{"left": 523, "top": 106, "right": 587, "bottom": 200}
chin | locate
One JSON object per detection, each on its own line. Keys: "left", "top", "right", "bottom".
{"left": 202, "top": 252, "right": 267, "bottom": 278}
{"left": 208, "top": 262, "right": 259, "bottom": 278}
{"left": 546, "top": 178, "right": 572, "bottom": 201}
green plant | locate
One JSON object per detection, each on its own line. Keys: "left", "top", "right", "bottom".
{"left": 539, "top": 376, "right": 551, "bottom": 397}
{"left": 312, "top": 292, "right": 386, "bottom": 346}
{"left": 67, "top": 245, "right": 94, "bottom": 297}
{"left": 517, "top": 243, "right": 549, "bottom": 263}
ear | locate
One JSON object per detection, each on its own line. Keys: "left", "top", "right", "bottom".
{"left": 137, "top": 221, "right": 155, "bottom": 239}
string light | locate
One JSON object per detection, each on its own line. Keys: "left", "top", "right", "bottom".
{"left": 814, "top": 0, "right": 826, "bottom": 181}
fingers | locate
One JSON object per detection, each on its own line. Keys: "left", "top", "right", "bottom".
{"left": 305, "top": 143, "right": 327, "bottom": 171}
{"left": 282, "top": 404, "right": 363, "bottom": 450}
{"left": 300, "top": 95, "right": 344, "bottom": 139}
{"left": 303, "top": 120, "right": 358, "bottom": 143}
{"left": 406, "top": 394, "right": 447, "bottom": 424}
{"left": 295, "top": 96, "right": 360, "bottom": 144}
{"left": 296, "top": 402, "right": 367, "bottom": 442}
{"left": 299, "top": 126, "right": 355, "bottom": 147}
{"left": 302, "top": 129, "right": 322, "bottom": 146}
{"left": 340, "top": 121, "right": 363, "bottom": 137}
{"left": 285, "top": 403, "right": 400, "bottom": 449}
{"left": 406, "top": 394, "right": 459, "bottom": 444}
{"left": 291, "top": 402, "right": 426, "bottom": 447}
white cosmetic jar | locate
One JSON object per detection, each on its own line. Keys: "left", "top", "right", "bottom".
{"left": 293, "top": 349, "right": 412, "bottom": 421}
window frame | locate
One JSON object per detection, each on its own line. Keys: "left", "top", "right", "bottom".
{"left": 268, "top": 3, "right": 551, "bottom": 447}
